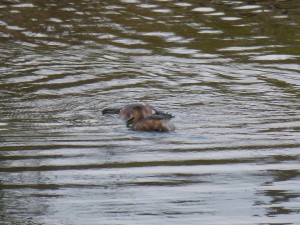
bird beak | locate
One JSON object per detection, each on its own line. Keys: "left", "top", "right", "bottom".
{"left": 126, "top": 117, "right": 134, "bottom": 127}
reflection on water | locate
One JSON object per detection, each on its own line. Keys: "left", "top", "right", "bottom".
{"left": 0, "top": 0, "right": 300, "bottom": 224}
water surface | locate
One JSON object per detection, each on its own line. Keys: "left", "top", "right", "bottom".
{"left": 0, "top": 0, "right": 300, "bottom": 224}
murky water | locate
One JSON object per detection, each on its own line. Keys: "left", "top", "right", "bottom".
{"left": 1, "top": 0, "right": 300, "bottom": 224}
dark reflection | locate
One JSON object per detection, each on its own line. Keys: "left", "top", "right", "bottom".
{"left": 132, "top": 172, "right": 208, "bottom": 187}
{"left": 255, "top": 169, "right": 300, "bottom": 220}
{"left": 265, "top": 190, "right": 299, "bottom": 216}
{"left": 0, "top": 182, "right": 6, "bottom": 223}
{"left": 266, "top": 185, "right": 300, "bottom": 218}
{"left": 267, "top": 169, "right": 299, "bottom": 183}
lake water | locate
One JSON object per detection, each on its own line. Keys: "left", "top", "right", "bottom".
{"left": 0, "top": 0, "right": 300, "bottom": 224}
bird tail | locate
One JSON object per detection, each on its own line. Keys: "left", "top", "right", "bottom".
{"left": 152, "top": 108, "right": 174, "bottom": 119}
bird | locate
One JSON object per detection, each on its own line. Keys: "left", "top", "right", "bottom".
{"left": 126, "top": 104, "right": 175, "bottom": 132}
{"left": 102, "top": 103, "right": 174, "bottom": 120}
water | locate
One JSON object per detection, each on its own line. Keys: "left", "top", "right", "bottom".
{"left": 0, "top": 0, "right": 300, "bottom": 224}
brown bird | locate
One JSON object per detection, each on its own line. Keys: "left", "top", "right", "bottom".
{"left": 102, "top": 103, "right": 173, "bottom": 120}
{"left": 126, "top": 105, "right": 175, "bottom": 132}
{"left": 102, "top": 103, "right": 152, "bottom": 120}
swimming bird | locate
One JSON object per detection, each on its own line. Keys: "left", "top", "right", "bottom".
{"left": 102, "top": 103, "right": 173, "bottom": 120}
{"left": 126, "top": 105, "right": 175, "bottom": 132}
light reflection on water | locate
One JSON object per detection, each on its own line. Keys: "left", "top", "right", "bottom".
{"left": 0, "top": 0, "right": 300, "bottom": 224}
